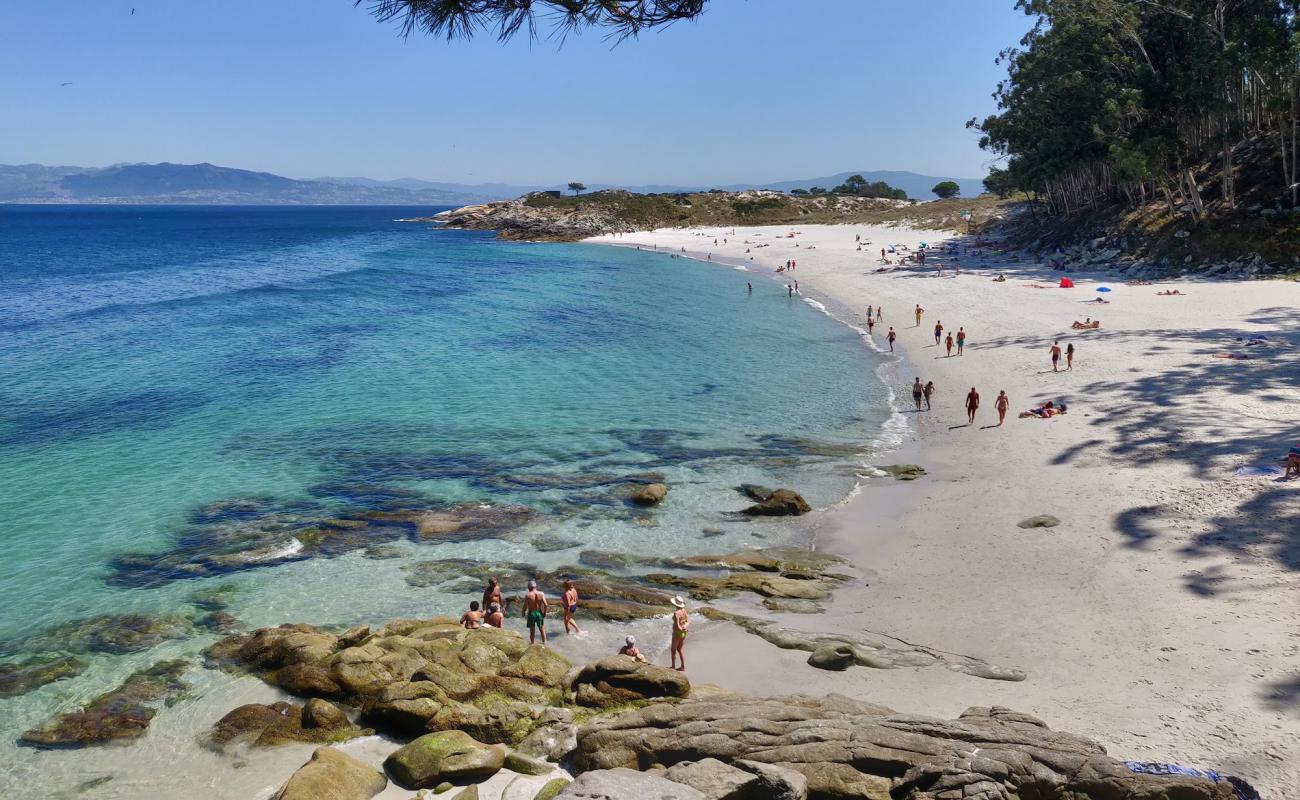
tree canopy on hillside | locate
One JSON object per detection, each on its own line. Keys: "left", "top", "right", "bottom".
{"left": 360, "top": 0, "right": 709, "bottom": 42}
{"left": 970, "top": 0, "right": 1300, "bottom": 216}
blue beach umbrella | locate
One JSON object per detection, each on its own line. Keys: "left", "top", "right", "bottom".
{"left": 1096, "top": 286, "right": 1112, "bottom": 292}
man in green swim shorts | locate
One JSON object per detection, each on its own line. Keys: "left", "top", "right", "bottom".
{"left": 523, "top": 579, "right": 549, "bottom": 645}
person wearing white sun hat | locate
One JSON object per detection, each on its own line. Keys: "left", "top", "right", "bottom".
{"left": 618, "top": 635, "right": 646, "bottom": 663}
{"left": 670, "top": 595, "right": 689, "bottom": 671}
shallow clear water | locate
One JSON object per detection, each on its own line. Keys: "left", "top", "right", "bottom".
{"left": 0, "top": 205, "right": 890, "bottom": 796}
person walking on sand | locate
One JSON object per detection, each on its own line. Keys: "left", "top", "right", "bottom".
{"left": 483, "top": 577, "right": 503, "bottom": 618}
{"left": 914, "top": 304, "right": 924, "bottom": 326}
{"left": 562, "top": 580, "right": 581, "bottom": 635}
{"left": 460, "top": 600, "right": 483, "bottom": 630}
{"left": 956, "top": 327, "right": 966, "bottom": 355}
{"left": 923, "top": 380, "right": 935, "bottom": 411}
{"left": 887, "top": 327, "right": 896, "bottom": 352}
{"left": 1049, "top": 341, "right": 1063, "bottom": 372}
{"left": 523, "top": 579, "right": 549, "bottom": 645}
{"left": 965, "top": 387, "right": 980, "bottom": 424}
{"left": 934, "top": 320, "right": 944, "bottom": 346}
{"left": 912, "top": 377, "right": 924, "bottom": 411}
{"left": 945, "top": 332, "right": 954, "bottom": 357}
{"left": 1066, "top": 342, "right": 1075, "bottom": 371}
{"left": 670, "top": 595, "right": 690, "bottom": 671}
{"left": 995, "top": 390, "right": 1010, "bottom": 426}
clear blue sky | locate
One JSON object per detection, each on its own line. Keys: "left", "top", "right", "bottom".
{"left": 0, "top": 1, "right": 1030, "bottom": 185}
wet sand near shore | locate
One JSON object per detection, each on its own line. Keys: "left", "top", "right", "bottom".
{"left": 591, "top": 224, "right": 1300, "bottom": 797}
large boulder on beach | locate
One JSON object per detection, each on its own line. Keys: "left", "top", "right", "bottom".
{"left": 570, "top": 656, "right": 690, "bottom": 708}
{"left": 384, "top": 730, "right": 506, "bottom": 788}
{"left": 272, "top": 746, "right": 387, "bottom": 800}
{"left": 555, "top": 768, "right": 705, "bottom": 800}
{"left": 806, "top": 645, "right": 855, "bottom": 671}
{"left": 741, "top": 489, "right": 811, "bottom": 516}
{"left": 570, "top": 696, "right": 1243, "bottom": 800}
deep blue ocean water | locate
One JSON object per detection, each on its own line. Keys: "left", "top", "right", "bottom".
{"left": 0, "top": 205, "right": 890, "bottom": 796}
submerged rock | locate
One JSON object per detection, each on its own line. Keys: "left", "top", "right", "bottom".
{"left": 19, "top": 660, "right": 189, "bottom": 748}
{"left": 0, "top": 655, "right": 84, "bottom": 697}
{"left": 531, "top": 534, "right": 583, "bottom": 553}
{"left": 2, "top": 613, "right": 194, "bottom": 657}
{"left": 571, "top": 697, "right": 1242, "bottom": 800}
{"left": 107, "top": 492, "right": 539, "bottom": 587}
{"left": 272, "top": 746, "right": 388, "bottom": 800}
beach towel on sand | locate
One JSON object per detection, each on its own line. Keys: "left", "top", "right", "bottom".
{"left": 1233, "top": 465, "right": 1284, "bottom": 478}
{"left": 1124, "top": 762, "right": 1260, "bottom": 800}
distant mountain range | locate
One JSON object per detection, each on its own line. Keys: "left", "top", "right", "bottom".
{"left": 0, "top": 162, "right": 987, "bottom": 205}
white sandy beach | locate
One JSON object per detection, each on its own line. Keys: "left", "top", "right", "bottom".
{"left": 589, "top": 224, "right": 1300, "bottom": 797}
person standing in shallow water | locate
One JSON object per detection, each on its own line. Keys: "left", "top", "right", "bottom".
{"left": 523, "top": 579, "right": 549, "bottom": 645}
{"left": 965, "top": 387, "right": 980, "bottom": 424}
{"left": 562, "top": 580, "right": 581, "bottom": 635}
{"left": 670, "top": 595, "right": 689, "bottom": 671}
{"left": 887, "top": 327, "right": 896, "bottom": 352}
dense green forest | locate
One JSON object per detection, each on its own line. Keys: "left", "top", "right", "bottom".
{"left": 971, "top": 0, "right": 1300, "bottom": 220}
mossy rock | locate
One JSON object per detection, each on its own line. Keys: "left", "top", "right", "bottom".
{"left": 533, "top": 778, "right": 570, "bottom": 800}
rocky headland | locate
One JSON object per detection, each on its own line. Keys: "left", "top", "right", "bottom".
{"left": 420, "top": 190, "right": 977, "bottom": 242}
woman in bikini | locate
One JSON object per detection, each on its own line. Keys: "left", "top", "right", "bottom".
{"left": 995, "top": 390, "right": 1010, "bottom": 426}
{"left": 562, "top": 580, "right": 581, "bottom": 635}
{"left": 945, "top": 332, "right": 954, "bottom": 356}
{"left": 670, "top": 596, "right": 689, "bottom": 671}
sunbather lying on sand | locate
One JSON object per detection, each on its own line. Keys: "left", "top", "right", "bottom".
{"left": 1157, "top": 290, "right": 1184, "bottom": 295}
{"left": 1072, "top": 319, "right": 1101, "bottom": 329}
{"left": 1020, "top": 400, "right": 1067, "bottom": 418}
{"left": 992, "top": 274, "right": 1007, "bottom": 282}
{"left": 1089, "top": 297, "right": 1110, "bottom": 304}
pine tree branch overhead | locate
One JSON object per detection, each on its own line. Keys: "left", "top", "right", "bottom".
{"left": 359, "top": 0, "right": 709, "bottom": 43}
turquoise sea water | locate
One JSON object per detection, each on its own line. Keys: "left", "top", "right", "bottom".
{"left": 0, "top": 205, "right": 890, "bottom": 796}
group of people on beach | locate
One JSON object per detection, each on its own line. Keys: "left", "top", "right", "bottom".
{"left": 459, "top": 576, "right": 692, "bottom": 670}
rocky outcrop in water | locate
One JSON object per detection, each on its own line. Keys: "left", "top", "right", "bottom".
{"left": 385, "top": 729, "right": 507, "bottom": 788}
{"left": 209, "top": 698, "right": 367, "bottom": 750}
{"left": 19, "top": 660, "right": 189, "bottom": 748}
{"left": 570, "top": 695, "right": 1241, "bottom": 800}
{"left": 0, "top": 613, "right": 194, "bottom": 657}
{"left": 740, "top": 488, "right": 812, "bottom": 516}
{"left": 108, "top": 492, "right": 538, "bottom": 587}
{"left": 0, "top": 655, "right": 84, "bottom": 697}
